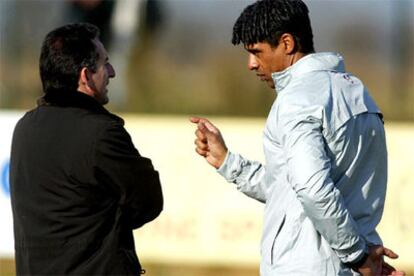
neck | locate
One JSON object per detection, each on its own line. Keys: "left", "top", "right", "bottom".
{"left": 77, "top": 85, "right": 94, "bottom": 98}
{"left": 290, "top": 51, "right": 309, "bottom": 66}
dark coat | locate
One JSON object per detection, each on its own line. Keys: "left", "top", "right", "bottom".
{"left": 10, "top": 91, "right": 163, "bottom": 275}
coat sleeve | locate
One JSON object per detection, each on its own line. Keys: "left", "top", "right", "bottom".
{"left": 217, "top": 151, "right": 268, "bottom": 203}
{"left": 94, "top": 121, "right": 163, "bottom": 229}
{"left": 280, "top": 103, "right": 366, "bottom": 264}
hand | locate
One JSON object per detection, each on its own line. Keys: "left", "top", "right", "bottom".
{"left": 381, "top": 261, "right": 405, "bottom": 276}
{"left": 190, "top": 117, "right": 228, "bottom": 169}
{"left": 357, "top": 245, "right": 405, "bottom": 276}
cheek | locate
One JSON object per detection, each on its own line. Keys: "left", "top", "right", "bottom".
{"left": 262, "top": 56, "right": 274, "bottom": 71}
{"left": 262, "top": 61, "right": 273, "bottom": 74}
{"left": 265, "top": 59, "right": 278, "bottom": 73}
{"left": 97, "top": 73, "right": 106, "bottom": 85}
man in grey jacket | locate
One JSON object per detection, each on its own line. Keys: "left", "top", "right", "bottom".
{"left": 191, "top": 0, "right": 404, "bottom": 275}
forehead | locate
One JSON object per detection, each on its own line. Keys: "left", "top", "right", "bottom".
{"left": 244, "top": 42, "right": 272, "bottom": 51}
{"left": 93, "top": 38, "right": 108, "bottom": 60}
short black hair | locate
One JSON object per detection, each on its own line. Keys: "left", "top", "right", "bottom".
{"left": 39, "top": 23, "right": 100, "bottom": 94}
{"left": 232, "top": 0, "right": 314, "bottom": 53}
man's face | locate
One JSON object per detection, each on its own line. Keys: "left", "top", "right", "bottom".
{"left": 88, "top": 39, "right": 115, "bottom": 105}
{"left": 245, "top": 42, "right": 288, "bottom": 89}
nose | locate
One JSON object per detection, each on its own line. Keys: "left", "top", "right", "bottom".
{"left": 247, "top": 54, "right": 259, "bottom": 71}
{"left": 107, "top": 63, "right": 116, "bottom": 78}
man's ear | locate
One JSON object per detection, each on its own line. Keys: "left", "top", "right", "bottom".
{"left": 279, "top": 33, "right": 296, "bottom": 55}
{"left": 79, "top": 67, "right": 89, "bottom": 84}
{"left": 78, "top": 67, "right": 93, "bottom": 95}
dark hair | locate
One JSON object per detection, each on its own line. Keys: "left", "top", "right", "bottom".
{"left": 232, "top": 0, "right": 314, "bottom": 53}
{"left": 39, "top": 23, "right": 100, "bottom": 93}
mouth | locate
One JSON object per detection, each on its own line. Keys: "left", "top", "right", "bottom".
{"left": 256, "top": 74, "right": 267, "bottom": 81}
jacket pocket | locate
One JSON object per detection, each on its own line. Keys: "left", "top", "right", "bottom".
{"left": 270, "top": 215, "right": 286, "bottom": 266}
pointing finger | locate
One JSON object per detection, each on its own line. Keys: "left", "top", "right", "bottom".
{"left": 190, "top": 116, "right": 201, "bottom": 124}
{"left": 190, "top": 116, "right": 211, "bottom": 125}
{"left": 383, "top": 247, "right": 399, "bottom": 259}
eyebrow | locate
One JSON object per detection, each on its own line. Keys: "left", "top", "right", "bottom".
{"left": 247, "top": 48, "right": 261, "bottom": 54}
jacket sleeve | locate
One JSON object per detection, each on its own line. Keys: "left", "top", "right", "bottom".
{"left": 280, "top": 103, "right": 366, "bottom": 264}
{"left": 94, "top": 121, "right": 163, "bottom": 229}
{"left": 217, "top": 151, "right": 268, "bottom": 203}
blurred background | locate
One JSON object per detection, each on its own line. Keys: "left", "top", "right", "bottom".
{"left": 0, "top": 0, "right": 413, "bottom": 119}
{"left": 0, "top": 0, "right": 413, "bottom": 275}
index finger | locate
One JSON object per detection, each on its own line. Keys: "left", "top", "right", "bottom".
{"left": 190, "top": 116, "right": 204, "bottom": 124}
{"left": 383, "top": 247, "right": 399, "bottom": 259}
{"left": 190, "top": 116, "right": 214, "bottom": 125}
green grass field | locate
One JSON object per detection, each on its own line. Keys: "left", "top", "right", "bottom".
{"left": 2, "top": 258, "right": 413, "bottom": 275}
{"left": 0, "top": 259, "right": 260, "bottom": 276}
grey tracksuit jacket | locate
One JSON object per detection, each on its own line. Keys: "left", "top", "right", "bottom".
{"left": 218, "top": 52, "right": 386, "bottom": 275}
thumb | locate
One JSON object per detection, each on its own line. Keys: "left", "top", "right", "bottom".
{"left": 198, "top": 119, "right": 219, "bottom": 134}
{"left": 198, "top": 122, "right": 217, "bottom": 139}
{"left": 203, "top": 121, "right": 219, "bottom": 134}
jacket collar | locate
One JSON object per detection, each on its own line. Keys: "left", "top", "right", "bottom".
{"left": 38, "top": 90, "right": 108, "bottom": 113}
{"left": 38, "top": 90, "right": 124, "bottom": 123}
{"left": 271, "top": 52, "right": 345, "bottom": 94}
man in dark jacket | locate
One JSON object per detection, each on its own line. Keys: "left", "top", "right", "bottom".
{"left": 9, "top": 23, "right": 163, "bottom": 275}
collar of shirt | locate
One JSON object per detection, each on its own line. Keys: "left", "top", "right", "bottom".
{"left": 271, "top": 52, "right": 345, "bottom": 94}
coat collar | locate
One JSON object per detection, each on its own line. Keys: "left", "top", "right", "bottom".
{"left": 271, "top": 52, "right": 346, "bottom": 94}
{"left": 38, "top": 90, "right": 108, "bottom": 113}
{"left": 37, "top": 90, "right": 123, "bottom": 123}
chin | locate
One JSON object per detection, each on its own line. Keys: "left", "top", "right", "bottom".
{"left": 100, "top": 92, "right": 109, "bottom": 105}
{"left": 97, "top": 96, "right": 109, "bottom": 105}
